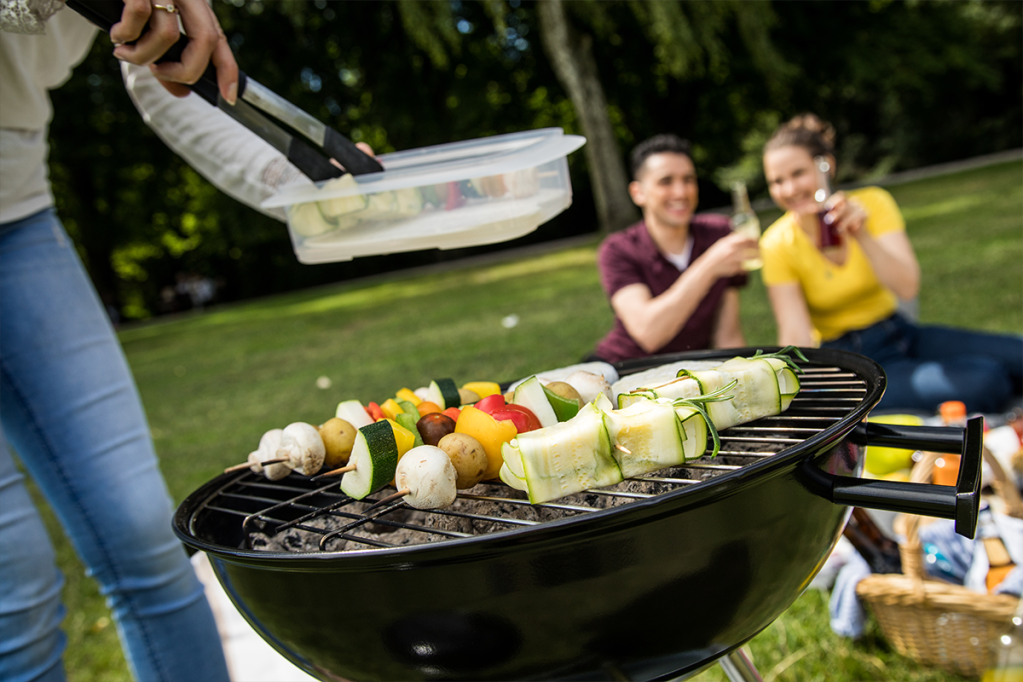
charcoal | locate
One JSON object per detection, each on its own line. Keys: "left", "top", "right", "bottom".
{"left": 243, "top": 458, "right": 740, "bottom": 554}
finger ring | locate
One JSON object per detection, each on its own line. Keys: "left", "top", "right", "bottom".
{"left": 153, "top": 3, "right": 178, "bottom": 13}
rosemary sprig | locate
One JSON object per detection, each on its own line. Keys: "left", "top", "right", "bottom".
{"left": 748, "top": 346, "right": 808, "bottom": 374}
{"left": 673, "top": 399, "right": 721, "bottom": 458}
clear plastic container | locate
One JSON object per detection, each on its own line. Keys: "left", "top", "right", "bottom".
{"left": 261, "top": 128, "right": 586, "bottom": 263}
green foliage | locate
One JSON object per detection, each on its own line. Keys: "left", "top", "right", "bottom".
{"left": 46, "top": 0, "right": 1020, "bottom": 322}
{"left": 33, "top": 160, "right": 1017, "bottom": 682}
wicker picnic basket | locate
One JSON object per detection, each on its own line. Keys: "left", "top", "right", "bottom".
{"left": 856, "top": 449, "right": 1022, "bottom": 678}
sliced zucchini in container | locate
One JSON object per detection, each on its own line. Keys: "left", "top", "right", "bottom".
{"left": 340, "top": 420, "right": 399, "bottom": 500}
{"left": 317, "top": 175, "right": 366, "bottom": 218}
{"left": 288, "top": 202, "right": 337, "bottom": 237}
{"left": 394, "top": 187, "right": 424, "bottom": 217}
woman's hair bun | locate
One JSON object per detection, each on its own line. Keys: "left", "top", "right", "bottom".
{"left": 765, "top": 113, "right": 836, "bottom": 158}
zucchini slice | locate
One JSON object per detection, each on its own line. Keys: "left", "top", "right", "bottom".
{"left": 335, "top": 399, "right": 374, "bottom": 428}
{"left": 505, "top": 402, "right": 620, "bottom": 504}
{"left": 426, "top": 378, "right": 461, "bottom": 410}
{"left": 512, "top": 376, "right": 559, "bottom": 428}
{"left": 604, "top": 399, "right": 686, "bottom": 478}
{"left": 674, "top": 405, "right": 709, "bottom": 461}
{"left": 340, "top": 421, "right": 399, "bottom": 500}
{"left": 318, "top": 175, "right": 367, "bottom": 218}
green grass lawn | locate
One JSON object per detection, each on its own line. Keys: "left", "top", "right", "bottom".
{"left": 31, "top": 160, "right": 1022, "bottom": 681}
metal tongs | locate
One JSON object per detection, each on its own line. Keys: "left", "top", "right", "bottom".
{"left": 66, "top": 0, "right": 383, "bottom": 182}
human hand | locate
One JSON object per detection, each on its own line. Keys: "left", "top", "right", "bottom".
{"left": 822, "top": 191, "right": 868, "bottom": 238}
{"left": 111, "top": 0, "right": 239, "bottom": 105}
{"left": 701, "top": 231, "right": 759, "bottom": 278}
{"left": 328, "top": 142, "right": 378, "bottom": 173}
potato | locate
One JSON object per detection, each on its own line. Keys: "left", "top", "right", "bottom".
{"left": 437, "top": 432, "right": 488, "bottom": 489}
{"left": 545, "top": 381, "right": 583, "bottom": 407}
{"left": 416, "top": 412, "right": 456, "bottom": 447}
{"left": 458, "top": 387, "right": 481, "bottom": 406}
{"left": 319, "top": 417, "right": 357, "bottom": 469}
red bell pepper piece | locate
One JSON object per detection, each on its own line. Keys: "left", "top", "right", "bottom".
{"left": 496, "top": 403, "right": 542, "bottom": 432}
{"left": 366, "top": 401, "right": 385, "bottom": 421}
{"left": 474, "top": 393, "right": 506, "bottom": 415}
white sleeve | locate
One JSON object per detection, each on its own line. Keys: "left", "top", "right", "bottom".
{"left": 121, "top": 61, "right": 314, "bottom": 222}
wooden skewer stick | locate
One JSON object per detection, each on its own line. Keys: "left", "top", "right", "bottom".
{"left": 314, "top": 462, "right": 357, "bottom": 479}
{"left": 615, "top": 443, "right": 632, "bottom": 455}
{"left": 361, "top": 488, "right": 410, "bottom": 513}
{"left": 224, "top": 457, "right": 288, "bottom": 474}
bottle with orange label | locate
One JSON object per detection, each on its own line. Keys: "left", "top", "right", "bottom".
{"left": 932, "top": 401, "right": 966, "bottom": 487}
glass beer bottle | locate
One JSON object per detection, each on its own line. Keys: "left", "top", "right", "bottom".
{"left": 814, "top": 156, "right": 843, "bottom": 254}
{"left": 729, "top": 181, "right": 762, "bottom": 271}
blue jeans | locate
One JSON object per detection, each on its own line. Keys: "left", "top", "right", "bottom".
{"left": 0, "top": 209, "right": 229, "bottom": 682}
{"left": 822, "top": 313, "right": 1023, "bottom": 413}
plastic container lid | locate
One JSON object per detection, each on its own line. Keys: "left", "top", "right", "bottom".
{"left": 262, "top": 128, "right": 586, "bottom": 262}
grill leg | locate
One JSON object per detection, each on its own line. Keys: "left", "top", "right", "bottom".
{"left": 717, "top": 648, "right": 764, "bottom": 682}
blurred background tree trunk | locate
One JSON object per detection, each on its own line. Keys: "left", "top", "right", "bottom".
{"left": 537, "top": 0, "right": 637, "bottom": 235}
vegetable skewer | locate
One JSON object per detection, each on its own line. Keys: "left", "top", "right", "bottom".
{"left": 501, "top": 348, "right": 804, "bottom": 504}
{"left": 224, "top": 457, "right": 287, "bottom": 474}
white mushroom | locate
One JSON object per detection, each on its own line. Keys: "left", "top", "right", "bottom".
{"left": 565, "top": 370, "right": 614, "bottom": 406}
{"left": 394, "top": 445, "right": 457, "bottom": 509}
{"left": 248, "top": 428, "right": 291, "bottom": 480}
{"left": 276, "top": 422, "right": 326, "bottom": 476}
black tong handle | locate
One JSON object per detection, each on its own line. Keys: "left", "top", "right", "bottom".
{"left": 66, "top": 0, "right": 381, "bottom": 180}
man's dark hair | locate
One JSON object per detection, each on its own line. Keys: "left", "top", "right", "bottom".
{"left": 630, "top": 134, "right": 692, "bottom": 180}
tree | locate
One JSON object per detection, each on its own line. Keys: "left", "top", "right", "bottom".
{"left": 535, "top": 0, "right": 791, "bottom": 233}
{"left": 46, "top": 0, "right": 1021, "bottom": 319}
{"left": 536, "top": 0, "right": 636, "bottom": 235}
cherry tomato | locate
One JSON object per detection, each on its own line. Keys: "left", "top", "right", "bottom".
{"left": 417, "top": 401, "right": 442, "bottom": 417}
{"left": 443, "top": 406, "right": 462, "bottom": 421}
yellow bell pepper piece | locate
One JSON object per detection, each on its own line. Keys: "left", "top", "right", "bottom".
{"left": 380, "top": 398, "right": 403, "bottom": 420}
{"left": 462, "top": 381, "right": 501, "bottom": 399}
{"left": 396, "top": 388, "right": 421, "bottom": 406}
{"left": 455, "top": 405, "right": 518, "bottom": 480}
{"left": 384, "top": 419, "right": 416, "bottom": 460}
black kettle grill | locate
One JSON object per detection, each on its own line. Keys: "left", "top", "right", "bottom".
{"left": 174, "top": 348, "right": 983, "bottom": 681}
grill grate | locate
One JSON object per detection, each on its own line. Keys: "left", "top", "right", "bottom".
{"left": 189, "top": 363, "right": 866, "bottom": 554}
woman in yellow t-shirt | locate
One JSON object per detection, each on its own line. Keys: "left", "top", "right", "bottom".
{"left": 759, "top": 114, "right": 1022, "bottom": 413}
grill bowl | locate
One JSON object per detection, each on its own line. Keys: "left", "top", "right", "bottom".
{"left": 174, "top": 348, "right": 978, "bottom": 681}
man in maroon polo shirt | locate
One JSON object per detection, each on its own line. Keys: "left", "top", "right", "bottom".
{"left": 592, "top": 134, "right": 758, "bottom": 363}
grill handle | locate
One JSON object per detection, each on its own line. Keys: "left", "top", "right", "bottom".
{"left": 798, "top": 416, "right": 983, "bottom": 539}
